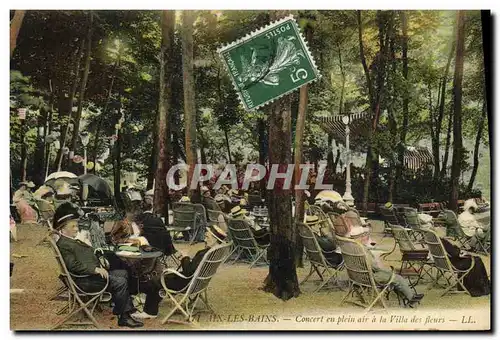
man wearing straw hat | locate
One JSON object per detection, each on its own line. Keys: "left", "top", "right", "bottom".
{"left": 304, "top": 215, "right": 343, "bottom": 267}
{"left": 230, "top": 206, "right": 269, "bottom": 245}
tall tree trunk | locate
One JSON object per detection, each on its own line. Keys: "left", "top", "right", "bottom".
{"left": 33, "top": 108, "right": 48, "bottom": 185}
{"left": 154, "top": 10, "right": 175, "bottom": 218}
{"left": 258, "top": 118, "right": 267, "bottom": 198}
{"left": 449, "top": 11, "right": 466, "bottom": 212}
{"left": 440, "top": 109, "right": 453, "bottom": 178}
{"left": 181, "top": 10, "right": 197, "bottom": 196}
{"left": 263, "top": 96, "right": 300, "bottom": 300}
{"left": 70, "top": 11, "right": 93, "bottom": 172}
{"left": 467, "top": 101, "right": 486, "bottom": 192}
{"left": 481, "top": 11, "right": 491, "bottom": 157}
{"left": 433, "top": 31, "right": 456, "bottom": 183}
{"left": 10, "top": 10, "right": 26, "bottom": 58}
{"left": 387, "top": 30, "right": 398, "bottom": 203}
{"left": 262, "top": 11, "right": 300, "bottom": 301}
{"left": 223, "top": 129, "right": 232, "bottom": 163}
{"left": 92, "top": 55, "right": 121, "bottom": 172}
{"left": 337, "top": 42, "right": 346, "bottom": 115}
{"left": 20, "top": 119, "right": 27, "bottom": 182}
{"left": 333, "top": 149, "right": 341, "bottom": 173}
{"left": 55, "top": 39, "right": 84, "bottom": 171}
{"left": 114, "top": 126, "right": 122, "bottom": 202}
{"left": 293, "top": 84, "right": 309, "bottom": 268}
{"left": 395, "top": 10, "right": 409, "bottom": 195}
{"left": 147, "top": 121, "right": 158, "bottom": 190}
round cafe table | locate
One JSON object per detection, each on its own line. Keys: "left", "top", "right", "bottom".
{"left": 115, "top": 249, "right": 164, "bottom": 310}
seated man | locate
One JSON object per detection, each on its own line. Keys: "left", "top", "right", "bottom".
{"left": 360, "top": 228, "right": 424, "bottom": 307}
{"left": 230, "top": 206, "right": 269, "bottom": 245}
{"left": 136, "top": 201, "right": 176, "bottom": 256}
{"left": 162, "top": 225, "right": 228, "bottom": 292}
{"left": 304, "top": 215, "right": 342, "bottom": 267}
{"left": 53, "top": 202, "right": 143, "bottom": 328}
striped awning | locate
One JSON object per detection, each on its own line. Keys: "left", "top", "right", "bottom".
{"left": 404, "top": 147, "right": 434, "bottom": 171}
{"left": 318, "top": 112, "right": 372, "bottom": 150}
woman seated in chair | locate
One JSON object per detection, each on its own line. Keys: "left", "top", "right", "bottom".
{"left": 440, "top": 238, "right": 490, "bottom": 297}
{"left": 230, "top": 206, "right": 270, "bottom": 245}
{"left": 304, "top": 215, "right": 343, "bottom": 267}
{"left": 458, "top": 199, "right": 490, "bottom": 248}
{"left": 110, "top": 202, "right": 149, "bottom": 247}
{"left": 331, "top": 201, "right": 375, "bottom": 248}
{"left": 162, "top": 225, "right": 227, "bottom": 292}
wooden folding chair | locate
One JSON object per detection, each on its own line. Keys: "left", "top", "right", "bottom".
{"left": 423, "top": 229, "right": 475, "bottom": 296}
{"left": 402, "top": 208, "right": 426, "bottom": 245}
{"left": 390, "top": 224, "right": 433, "bottom": 287}
{"left": 159, "top": 242, "right": 232, "bottom": 325}
{"left": 335, "top": 235, "right": 399, "bottom": 313}
{"left": 226, "top": 218, "right": 269, "bottom": 268}
{"left": 380, "top": 206, "right": 399, "bottom": 238}
{"left": 297, "top": 223, "right": 344, "bottom": 292}
{"left": 46, "top": 231, "right": 111, "bottom": 329}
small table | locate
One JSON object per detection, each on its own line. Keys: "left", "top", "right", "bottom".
{"left": 115, "top": 250, "right": 164, "bottom": 310}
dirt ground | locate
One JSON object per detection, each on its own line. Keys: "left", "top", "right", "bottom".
{"left": 10, "top": 219, "right": 490, "bottom": 331}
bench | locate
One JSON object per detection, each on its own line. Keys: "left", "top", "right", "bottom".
{"left": 418, "top": 202, "right": 443, "bottom": 217}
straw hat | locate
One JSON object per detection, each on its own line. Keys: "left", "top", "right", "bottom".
{"left": 230, "top": 206, "right": 247, "bottom": 217}
{"left": 305, "top": 215, "right": 320, "bottom": 226}
{"left": 207, "top": 224, "right": 227, "bottom": 241}
{"left": 179, "top": 196, "right": 191, "bottom": 202}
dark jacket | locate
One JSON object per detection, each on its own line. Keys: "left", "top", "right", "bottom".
{"left": 164, "top": 248, "right": 210, "bottom": 292}
{"left": 138, "top": 212, "right": 175, "bottom": 256}
{"left": 57, "top": 235, "right": 99, "bottom": 275}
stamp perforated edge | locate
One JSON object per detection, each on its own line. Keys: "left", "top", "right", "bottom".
{"left": 217, "top": 15, "right": 321, "bottom": 111}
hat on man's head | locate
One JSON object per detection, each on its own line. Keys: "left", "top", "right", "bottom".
{"left": 385, "top": 202, "right": 393, "bottom": 209}
{"left": 180, "top": 196, "right": 191, "bottom": 202}
{"left": 230, "top": 206, "right": 247, "bottom": 217}
{"left": 53, "top": 202, "right": 83, "bottom": 230}
{"left": 305, "top": 215, "right": 320, "bottom": 226}
{"left": 207, "top": 224, "right": 227, "bottom": 242}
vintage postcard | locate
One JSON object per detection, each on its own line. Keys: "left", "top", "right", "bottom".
{"left": 9, "top": 9, "right": 491, "bottom": 331}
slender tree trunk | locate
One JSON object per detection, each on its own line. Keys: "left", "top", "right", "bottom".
{"left": 147, "top": 121, "right": 158, "bottom": 190}
{"left": 449, "top": 11, "right": 466, "bottom": 212}
{"left": 223, "top": 129, "right": 232, "bottom": 163}
{"left": 70, "top": 11, "right": 93, "bottom": 171}
{"left": 395, "top": 10, "right": 409, "bottom": 195}
{"left": 433, "top": 32, "right": 456, "bottom": 182}
{"left": 333, "top": 149, "right": 341, "bottom": 173}
{"left": 258, "top": 118, "right": 267, "bottom": 198}
{"left": 481, "top": 11, "right": 492, "bottom": 156}
{"left": 114, "top": 126, "right": 122, "bottom": 201}
{"left": 293, "top": 83, "right": 309, "bottom": 268}
{"left": 441, "top": 110, "right": 453, "bottom": 178}
{"left": 10, "top": 10, "right": 26, "bottom": 58}
{"left": 181, "top": 10, "right": 197, "bottom": 196}
{"left": 55, "top": 39, "right": 84, "bottom": 171}
{"left": 92, "top": 55, "right": 121, "bottom": 172}
{"left": 154, "top": 10, "right": 175, "bottom": 218}
{"left": 467, "top": 101, "right": 486, "bottom": 192}
{"left": 337, "top": 42, "right": 346, "bottom": 115}
{"left": 20, "top": 119, "right": 27, "bottom": 182}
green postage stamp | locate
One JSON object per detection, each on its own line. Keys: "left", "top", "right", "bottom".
{"left": 218, "top": 16, "right": 320, "bottom": 111}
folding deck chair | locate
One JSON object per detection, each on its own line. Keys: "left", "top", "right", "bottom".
{"left": 335, "top": 235, "right": 401, "bottom": 312}
{"left": 423, "top": 229, "right": 475, "bottom": 297}
{"left": 226, "top": 218, "right": 269, "bottom": 268}
{"left": 297, "top": 223, "right": 344, "bottom": 292}
{"left": 438, "top": 210, "right": 475, "bottom": 251}
{"left": 169, "top": 202, "right": 207, "bottom": 244}
{"left": 390, "top": 224, "right": 433, "bottom": 287}
{"left": 380, "top": 206, "right": 399, "bottom": 239}
{"left": 46, "top": 231, "right": 111, "bottom": 329}
{"left": 159, "top": 242, "right": 232, "bottom": 325}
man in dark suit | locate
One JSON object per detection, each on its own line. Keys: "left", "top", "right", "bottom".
{"left": 53, "top": 202, "right": 143, "bottom": 328}
{"left": 162, "top": 224, "right": 227, "bottom": 292}
{"left": 136, "top": 202, "right": 176, "bottom": 256}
